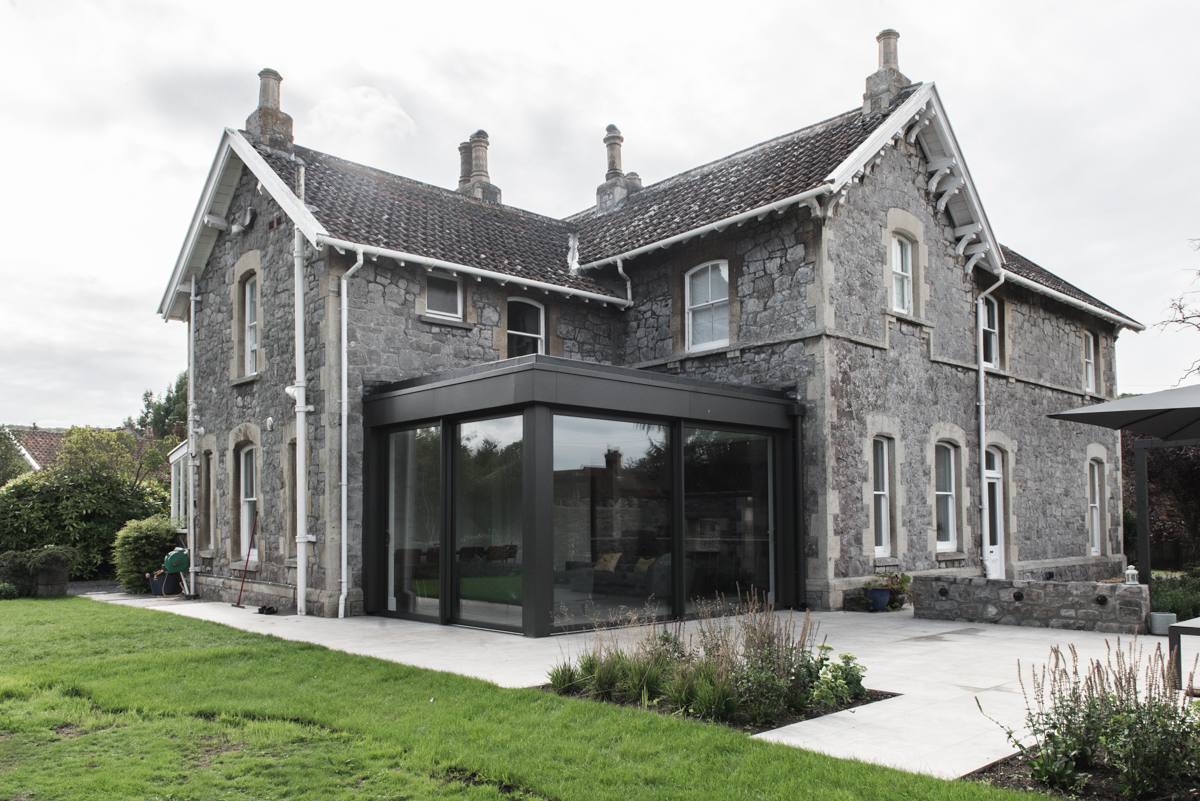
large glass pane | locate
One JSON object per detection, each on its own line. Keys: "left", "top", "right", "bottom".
{"left": 427, "top": 275, "right": 460, "bottom": 317}
{"left": 388, "top": 426, "right": 441, "bottom": 616}
{"left": 552, "top": 416, "right": 671, "bottom": 627}
{"left": 692, "top": 305, "right": 713, "bottom": 345}
{"left": 455, "top": 417, "right": 523, "bottom": 629}
{"left": 690, "top": 267, "right": 711, "bottom": 305}
{"left": 873, "top": 439, "right": 887, "bottom": 493}
{"left": 987, "top": 481, "right": 1000, "bottom": 547}
{"left": 711, "top": 300, "right": 730, "bottom": 342}
{"left": 874, "top": 495, "right": 887, "bottom": 549}
{"left": 936, "top": 496, "right": 953, "bottom": 543}
{"left": 684, "top": 428, "right": 773, "bottom": 609}
{"left": 710, "top": 263, "right": 729, "bottom": 299}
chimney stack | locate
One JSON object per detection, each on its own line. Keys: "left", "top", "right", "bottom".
{"left": 455, "top": 130, "right": 501, "bottom": 204}
{"left": 596, "top": 124, "right": 643, "bottom": 213}
{"left": 862, "top": 30, "right": 911, "bottom": 115}
{"left": 245, "top": 68, "right": 294, "bottom": 149}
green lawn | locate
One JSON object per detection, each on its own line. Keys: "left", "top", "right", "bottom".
{"left": 0, "top": 598, "right": 1042, "bottom": 800}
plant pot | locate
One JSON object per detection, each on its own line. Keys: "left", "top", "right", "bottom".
{"left": 1149, "top": 611, "right": 1177, "bottom": 636}
{"left": 888, "top": 589, "right": 908, "bottom": 610}
{"left": 864, "top": 588, "right": 891, "bottom": 612}
{"left": 149, "top": 572, "right": 182, "bottom": 597}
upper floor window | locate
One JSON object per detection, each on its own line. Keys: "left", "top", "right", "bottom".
{"left": 872, "top": 437, "right": 892, "bottom": 557}
{"left": 1084, "top": 331, "right": 1098, "bottom": 393}
{"left": 426, "top": 273, "right": 463, "bottom": 321}
{"left": 981, "top": 297, "right": 1001, "bottom": 368}
{"left": 242, "top": 274, "right": 259, "bottom": 375}
{"left": 935, "top": 442, "right": 957, "bottom": 552}
{"left": 686, "top": 261, "right": 729, "bottom": 351}
{"left": 1088, "top": 459, "right": 1104, "bottom": 556}
{"left": 891, "top": 236, "right": 912, "bottom": 314}
{"left": 507, "top": 299, "right": 544, "bottom": 357}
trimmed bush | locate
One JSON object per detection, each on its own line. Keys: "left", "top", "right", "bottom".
{"left": 113, "top": 516, "right": 179, "bottom": 593}
{"left": 0, "top": 468, "right": 167, "bottom": 579}
{"left": 0, "top": 546, "right": 79, "bottom": 597}
{"left": 0, "top": 582, "right": 17, "bottom": 600}
{"left": 1150, "top": 573, "right": 1200, "bottom": 620}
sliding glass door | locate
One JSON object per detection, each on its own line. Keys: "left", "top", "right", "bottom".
{"left": 387, "top": 426, "right": 442, "bottom": 617}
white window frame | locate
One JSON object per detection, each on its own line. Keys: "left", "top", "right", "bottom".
{"left": 891, "top": 235, "right": 912, "bottom": 315}
{"left": 1088, "top": 459, "right": 1103, "bottom": 556}
{"left": 981, "top": 296, "right": 1000, "bottom": 368}
{"left": 168, "top": 440, "right": 189, "bottom": 533}
{"left": 506, "top": 297, "right": 545, "bottom": 356}
{"left": 425, "top": 272, "right": 464, "bottom": 321}
{"left": 240, "top": 446, "right": 258, "bottom": 563}
{"left": 244, "top": 275, "right": 258, "bottom": 375}
{"left": 872, "top": 437, "right": 891, "bottom": 557}
{"left": 984, "top": 446, "right": 1005, "bottom": 552}
{"left": 1084, "top": 331, "right": 1097, "bottom": 393}
{"left": 934, "top": 442, "right": 957, "bottom": 552}
{"left": 685, "top": 260, "right": 731, "bottom": 353}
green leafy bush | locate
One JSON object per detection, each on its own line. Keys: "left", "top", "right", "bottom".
{"left": 113, "top": 516, "right": 179, "bottom": 593}
{"left": 0, "top": 468, "right": 167, "bottom": 579}
{"left": 0, "top": 581, "right": 20, "bottom": 600}
{"left": 0, "top": 546, "right": 79, "bottom": 597}
{"left": 1150, "top": 574, "right": 1200, "bottom": 619}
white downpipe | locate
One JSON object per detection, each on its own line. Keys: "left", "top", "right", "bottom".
{"left": 339, "top": 249, "right": 365, "bottom": 619}
{"left": 977, "top": 270, "right": 1006, "bottom": 579}
{"left": 616, "top": 258, "right": 631, "bottom": 304}
{"left": 187, "top": 277, "right": 197, "bottom": 596}
{"left": 293, "top": 223, "right": 311, "bottom": 615}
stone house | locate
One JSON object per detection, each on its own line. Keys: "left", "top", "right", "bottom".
{"left": 158, "top": 31, "right": 1142, "bottom": 632}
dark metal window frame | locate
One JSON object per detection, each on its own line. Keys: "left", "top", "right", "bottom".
{"left": 362, "top": 355, "right": 805, "bottom": 637}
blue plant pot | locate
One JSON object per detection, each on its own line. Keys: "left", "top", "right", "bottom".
{"left": 865, "top": 587, "right": 891, "bottom": 612}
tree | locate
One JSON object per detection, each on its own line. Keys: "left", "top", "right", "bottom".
{"left": 1159, "top": 241, "right": 1200, "bottom": 380}
{"left": 56, "top": 426, "right": 178, "bottom": 487}
{"left": 125, "top": 371, "right": 188, "bottom": 439}
{"left": 0, "top": 427, "right": 30, "bottom": 487}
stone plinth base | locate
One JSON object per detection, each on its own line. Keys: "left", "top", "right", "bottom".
{"left": 194, "top": 574, "right": 364, "bottom": 617}
{"left": 912, "top": 575, "right": 1148, "bottom": 634}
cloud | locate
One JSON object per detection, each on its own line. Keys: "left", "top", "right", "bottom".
{"left": 303, "top": 86, "right": 417, "bottom": 167}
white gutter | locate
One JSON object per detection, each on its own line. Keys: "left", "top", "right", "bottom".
{"left": 995, "top": 269, "right": 1144, "bottom": 332}
{"left": 577, "top": 185, "right": 833, "bottom": 271}
{"left": 290, "top": 190, "right": 313, "bottom": 616}
{"left": 314, "top": 235, "right": 631, "bottom": 308}
{"left": 977, "top": 270, "right": 1006, "bottom": 579}
{"left": 187, "top": 277, "right": 198, "bottom": 596}
{"left": 339, "top": 249, "right": 365, "bottom": 618}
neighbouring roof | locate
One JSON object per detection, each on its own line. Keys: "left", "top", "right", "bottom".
{"left": 573, "top": 88, "right": 917, "bottom": 264}
{"left": 254, "top": 144, "right": 609, "bottom": 296}
{"left": 8, "top": 427, "right": 67, "bottom": 470}
{"left": 1000, "top": 246, "right": 1139, "bottom": 327}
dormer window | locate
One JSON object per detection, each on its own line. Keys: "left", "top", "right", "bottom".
{"left": 891, "top": 235, "right": 912, "bottom": 314}
{"left": 686, "top": 261, "right": 730, "bottom": 352}
{"left": 507, "top": 299, "right": 544, "bottom": 356}
{"left": 982, "top": 296, "right": 1000, "bottom": 368}
{"left": 426, "top": 273, "right": 463, "bottom": 321}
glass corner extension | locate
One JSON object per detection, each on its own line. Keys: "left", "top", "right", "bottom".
{"left": 552, "top": 416, "right": 672, "bottom": 628}
{"left": 388, "top": 426, "right": 442, "bottom": 617}
{"left": 683, "top": 428, "right": 773, "bottom": 613}
{"left": 455, "top": 416, "right": 524, "bottom": 629}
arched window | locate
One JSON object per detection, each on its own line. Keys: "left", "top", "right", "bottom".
{"left": 984, "top": 446, "right": 1005, "bottom": 567}
{"left": 935, "top": 442, "right": 957, "bottom": 552}
{"left": 238, "top": 445, "right": 259, "bottom": 563}
{"left": 1088, "top": 459, "right": 1104, "bottom": 555}
{"left": 872, "top": 437, "right": 892, "bottom": 557}
{"left": 685, "top": 261, "right": 730, "bottom": 351}
{"left": 507, "top": 299, "right": 544, "bottom": 357}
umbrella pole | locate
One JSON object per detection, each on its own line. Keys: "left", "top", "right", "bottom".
{"left": 1135, "top": 445, "right": 1151, "bottom": 585}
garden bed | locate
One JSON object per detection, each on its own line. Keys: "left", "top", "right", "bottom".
{"left": 964, "top": 750, "right": 1183, "bottom": 801}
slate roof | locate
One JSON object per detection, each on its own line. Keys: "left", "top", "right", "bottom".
{"left": 254, "top": 143, "right": 608, "bottom": 295}
{"left": 8, "top": 427, "right": 66, "bottom": 469}
{"left": 1000, "top": 246, "right": 1138, "bottom": 326}
{"left": 572, "top": 87, "right": 918, "bottom": 264}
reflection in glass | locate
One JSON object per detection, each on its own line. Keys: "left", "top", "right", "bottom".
{"left": 388, "top": 427, "right": 441, "bottom": 616}
{"left": 455, "top": 417, "right": 523, "bottom": 628}
{"left": 552, "top": 416, "right": 671, "bottom": 627}
{"left": 684, "top": 428, "right": 772, "bottom": 610}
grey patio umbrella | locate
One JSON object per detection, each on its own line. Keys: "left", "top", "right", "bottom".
{"left": 1049, "top": 383, "right": 1200, "bottom": 442}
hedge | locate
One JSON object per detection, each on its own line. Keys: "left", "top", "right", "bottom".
{"left": 0, "top": 545, "right": 78, "bottom": 597}
{"left": 113, "top": 516, "right": 179, "bottom": 594}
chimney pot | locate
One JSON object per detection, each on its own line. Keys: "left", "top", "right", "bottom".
{"left": 245, "top": 67, "right": 293, "bottom": 148}
{"left": 603, "top": 124, "right": 624, "bottom": 181}
{"left": 456, "top": 129, "right": 501, "bottom": 203}
{"left": 862, "top": 29, "right": 911, "bottom": 115}
{"left": 876, "top": 29, "right": 900, "bottom": 70}
{"left": 258, "top": 68, "right": 283, "bottom": 110}
{"left": 596, "top": 126, "right": 642, "bottom": 212}
{"left": 625, "top": 172, "right": 642, "bottom": 188}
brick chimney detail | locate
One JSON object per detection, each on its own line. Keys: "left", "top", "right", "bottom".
{"left": 455, "top": 130, "right": 501, "bottom": 204}
{"left": 862, "top": 30, "right": 911, "bottom": 115}
{"left": 245, "top": 68, "right": 294, "bottom": 149}
{"left": 596, "top": 125, "right": 643, "bottom": 213}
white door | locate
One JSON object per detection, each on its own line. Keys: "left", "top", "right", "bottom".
{"left": 983, "top": 447, "right": 1004, "bottom": 578}
{"left": 241, "top": 447, "right": 258, "bottom": 562}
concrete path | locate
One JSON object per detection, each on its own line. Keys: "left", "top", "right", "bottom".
{"left": 79, "top": 587, "right": 1183, "bottom": 780}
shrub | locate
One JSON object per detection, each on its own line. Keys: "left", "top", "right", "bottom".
{"left": 0, "top": 582, "right": 19, "bottom": 600}
{"left": 620, "top": 654, "right": 667, "bottom": 705}
{"left": 547, "top": 660, "right": 581, "bottom": 695}
{"left": 0, "top": 546, "right": 79, "bottom": 597}
{"left": 113, "top": 516, "right": 179, "bottom": 593}
{"left": 1150, "top": 574, "right": 1200, "bottom": 619}
{"left": 588, "top": 649, "right": 626, "bottom": 701}
{"left": 0, "top": 468, "right": 167, "bottom": 579}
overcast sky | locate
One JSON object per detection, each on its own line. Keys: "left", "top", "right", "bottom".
{"left": 1, "top": 0, "right": 1197, "bottom": 428}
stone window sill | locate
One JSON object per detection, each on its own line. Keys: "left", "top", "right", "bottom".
{"left": 284, "top": 558, "right": 297, "bottom": 568}
{"left": 230, "top": 560, "right": 259, "bottom": 572}
{"left": 936, "top": 552, "right": 967, "bottom": 562}
{"left": 197, "top": 549, "right": 215, "bottom": 559}
{"left": 230, "top": 373, "right": 261, "bottom": 388}
{"left": 418, "top": 314, "right": 473, "bottom": 331}
{"left": 874, "top": 556, "right": 899, "bottom": 568}
{"left": 885, "top": 311, "right": 934, "bottom": 328}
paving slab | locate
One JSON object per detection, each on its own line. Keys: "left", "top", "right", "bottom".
{"left": 80, "top": 590, "right": 1173, "bottom": 779}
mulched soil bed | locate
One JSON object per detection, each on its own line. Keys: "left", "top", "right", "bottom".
{"left": 963, "top": 751, "right": 1200, "bottom": 800}
{"left": 540, "top": 685, "right": 898, "bottom": 735}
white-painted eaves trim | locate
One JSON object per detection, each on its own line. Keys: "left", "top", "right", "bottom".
{"left": 158, "top": 129, "right": 329, "bottom": 322}
{"left": 995, "top": 270, "right": 1144, "bottom": 332}
{"left": 317, "top": 236, "right": 632, "bottom": 308}
{"left": 578, "top": 185, "right": 832, "bottom": 271}
{"left": 10, "top": 433, "right": 39, "bottom": 471}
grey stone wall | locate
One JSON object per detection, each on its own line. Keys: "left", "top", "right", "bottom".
{"left": 912, "top": 575, "right": 1148, "bottom": 634}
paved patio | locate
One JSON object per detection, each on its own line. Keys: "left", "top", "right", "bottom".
{"left": 76, "top": 584, "right": 1183, "bottom": 780}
